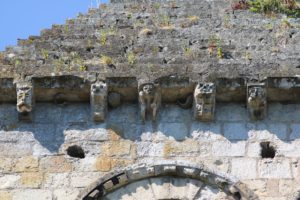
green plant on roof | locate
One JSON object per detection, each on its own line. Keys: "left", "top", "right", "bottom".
{"left": 41, "top": 49, "right": 49, "bottom": 60}
{"left": 14, "top": 59, "right": 21, "bottom": 66}
{"left": 248, "top": 0, "right": 300, "bottom": 17}
{"left": 127, "top": 51, "right": 136, "bottom": 66}
{"left": 153, "top": 3, "right": 161, "bottom": 9}
{"left": 100, "top": 30, "right": 107, "bottom": 45}
{"left": 100, "top": 55, "right": 113, "bottom": 66}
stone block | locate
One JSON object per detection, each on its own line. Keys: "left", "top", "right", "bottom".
{"left": 136, "top": 142, "right": 164, "bottom": 157}
{"left": 247, "top": 142, "right": 261, "bottom": 158}
{"left": 13, "top": 156, "right": 39, "bottom": 172}
{"left": 223, "top": 122, "right": 254, "bottom": 140}
{"left": 159, "top": 105, "right": 192, "bottom": 123}
{"left": 53, "top": 188, "right": 80, "bottom": 200}
{"left": 256, "top": 123, "right": 287, "bottom": 140}
{"left": 13, "top": 190, "right": 52, "bottom": 200}
{"left": 0, "top": 191, "right": 12, "bottom": 200}
{"left": 0, "top": 175, "right": 20, "bottom": 189}
{"left": 101, "top": 140, "right": 133, "bottom": 157}
{"left": 157, "top": 122, "right": 189, "bottom": 141}
{"left": 70, "top": 172, "right": 102, "bottom": 188}
{"left": 0, "top": 142, "right": 33, "bottom": 156}
{"left": 190, "top": 122, "right": 222, "bottom": 141}
{"left": 94, "top": 156, "right": 112, "bottom": 172}
{"left": 290, "top": 124, "right": 300, "bottom": 140}
{"left": 163, "top": 140, "right": 201, "bottom": 157}
{"left": 243, "top": 180, "right": 267, "bottom": 197}
{"left": 44, "top": 173, "right": 70, "bottom": 188}
{"left": 0, "top": 157, "right": 13, "bottom": 172}
{"left": 21, "top": 172, "right": 43, "bottom": 188}
{"left": 216, "top": 103, "right": 247, "bottom": 122}
{"left": 212, "top": 141, "right": 246, "bottom": 157}
{"left": 40, "top": 156, "right": 73, "bottom": 173}
{"left": 231, "top": 158, "right": 257, "bottom": 179}
{"left": 259, "top": 159, "right": 292, "bottom": 179}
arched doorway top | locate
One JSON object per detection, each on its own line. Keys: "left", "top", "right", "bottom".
{"left": 78, "top": 160, "right": 258, "bottom": 200}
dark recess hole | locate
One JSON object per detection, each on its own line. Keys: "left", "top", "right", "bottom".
{"left": 233, "top": 192, "right": 241, "bottom": 200}
{"left": 260, "top": 142, "right": 276, "bottom": 159}
{"left": 67, "top": 145, "right": 85, "bottom": 159}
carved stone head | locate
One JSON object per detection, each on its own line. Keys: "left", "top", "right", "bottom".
{"left": 91, "top": 81, "right": 107, "bottom": 95}
{"left": 90, "top": 81, "right": 107, "bottom": 122}
{"left": 142, "top": 83, "right": 154, "bottom": 95}
{"left": 248, "top": 86, "right": 265, "bottom": 102}
{"left": 16, "top": 82, "right": 33, "bottom": 113}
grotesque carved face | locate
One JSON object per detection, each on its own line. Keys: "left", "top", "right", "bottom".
{"left": 142, "top": 84, "right": 154, "bottom": 95}
{"left": 91, "top": 81, "right": 107, "bottom": 94}
{"left": 17, "top": 83, "right": 33, "bottom": 113}
{"left": 248, "top": 86, "right": 265, "bottom": 101}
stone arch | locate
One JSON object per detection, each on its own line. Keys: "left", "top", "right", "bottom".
{"left": 78, "top": 161, "right": 258, "bottom": 200}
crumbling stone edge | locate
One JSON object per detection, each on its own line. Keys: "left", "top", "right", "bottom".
{"left": 78, "top": 160, "right": 259, "bottom": 200}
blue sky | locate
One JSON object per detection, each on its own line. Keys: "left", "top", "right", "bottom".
{"left": 0, "top": 0, "right": 109, "bottom": 51}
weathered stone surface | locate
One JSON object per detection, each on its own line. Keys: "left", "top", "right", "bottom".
{"left": 53, "top": 188, "right": 80, "bottom": 200}
{"left": 0, "top": 175, "right": 20, "bottom": 189}
{"left": 13, "top": 156, "right": 39, "bottom": 172}
{"left": 0, "top": 191, "right": 12, "bottom": 200}
{"left": 40, "top": 156, "right": 73, "bottom": 173}
{"left": 212, "top": 141, "right": 246, "bottom": 157}
{"left": 13, "top": 190, "right": 52, "bottom": 200}
{"left": 231, "top": 158, "right": 257, "bottom": 179}
{"left": 21, "top": 172, "right": 43, "bottom": 188}
{"left": 259, "top": 159, "right": 292, "bottom": 179}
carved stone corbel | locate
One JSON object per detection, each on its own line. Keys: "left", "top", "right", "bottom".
{"left": 138, "top": 81, "right": 161, "bottom": 122}
{"left": 16, "top": 80, "right": 34, "bottom": 121}
{"left": 90, "top": 80, "right": 108, "bottom": 122}
{"left": 247, "top": 83, "right": 267, "bottom": 120}
{"left": 193, "top": 82, "right": 216, "bottom": 121}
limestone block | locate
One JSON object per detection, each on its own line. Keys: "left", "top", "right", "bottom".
{"left": 290, "top": 124, "right": 300, "bottom": 140}
{"left": 40, "top": 156, "right": 73, "bottom": 173}
{"left": 136, "top": 142, "right": 164, "bottom": 157}
{"left": 259, "top": 159, "right": 292, "bottom": 179}
{"left": 190, "top": 122, "right": 222, "bottom": 141}
{"left": 0, "top": 175, "right": 20, "bottom": 189}
{"left": 0, "top": 157, "right": 13, "bottom": 172}
{"left": 64, "top": 127, "right": 108, "bottom": 142}
{"left": 231, "top": 158, "right": 257, "bottom": 180}
{"left": 94, "top": 156, "right": 112, "bottom": 172}
{"left": 159, "top": 105, "right": 192, "bottom": 123}
{"left": 21, "top": 172, "right": 43, "bottom": 188}
{"left": 247, "top": 142, "right": 261, "bottom": 158}
{"left": 256, "top": 123, "right": 287, "bottom": 140}
{"left": 44, "top": 173, "right": 70, "bottom": 188}
{"left": 121, "top": 179, "right": 156, "bottom": 199}
{"left": 216, "top": 103, "right": 247, "bottom": 122}
{"left": 212, "top": 141, "right": 246, "bottom": 157}
{"left": 193, "top": 83, "right": 216, "bottom": 121}
{"left": 101, "top": 140, "right": 133, "bottom": 157}
{"left": 163, "top": 140, "right": 201, "bottom": 157}
{"left": 266, "top": 179, "right": 279, "bottom": 197}
{"left": 0, "top": 191, "right": 12, "bottom": 200}
{"left": 279, "top": 179, "right": 300, "bottom": 196}
{"left": 0, "top": 142, "right": 33, "bottom": 156}
{"left": 70, "top": 172, "right": 102, "bottom": 188}
{"left": 157, "top": 122, "right": 189, "bottom": 141}
{"left": 243, "top": 180, "right": 267, "bottom": 197}
{"left": 53, "top": 188, "right": 80, "bottom": 200}
{"left": 13, "top": 156, "right": 38, "bottom": 172}
{"left": 223, "top": 122, "right": 254, "bottom": 140}
{"left": 13, "top": 189, "right": 52, "bottom": 200}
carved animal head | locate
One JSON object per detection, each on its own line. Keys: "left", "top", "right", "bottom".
{"left": 91, "top": 81, "right": 107, "bottom": 95}
{"left": 248, "top": 86, "right": 265, "bottom": 102}
{"left": 142, "top": 83, "right": 154, "bottom": 95}
{"left": 16, "top": 83, "right": 33, "bottom": 113}
{"left": 198, "top": 83, "right": 215, "bottom": 94}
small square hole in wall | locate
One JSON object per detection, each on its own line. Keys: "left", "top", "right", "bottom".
{"left": 260, "top": 142, "right": 276, "bottom": 159}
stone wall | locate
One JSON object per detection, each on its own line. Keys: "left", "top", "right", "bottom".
{"left": 0, "top": 102, "right": 300, "bottom": 199}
